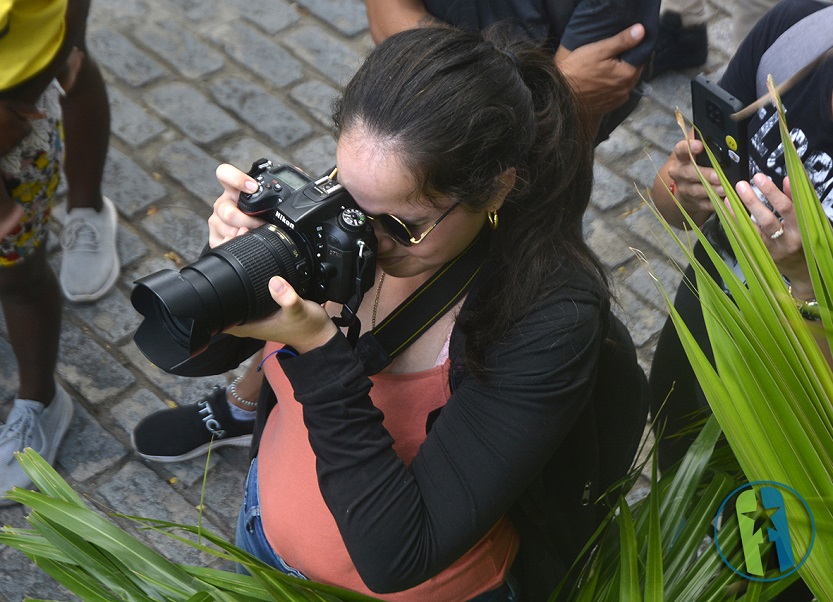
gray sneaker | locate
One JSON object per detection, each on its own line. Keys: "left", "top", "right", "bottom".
{"left": 59, "top": 195, "right": 119, "bottom": 303}
{"left": 0, "top": 385, "right": 74, "bottom": 506}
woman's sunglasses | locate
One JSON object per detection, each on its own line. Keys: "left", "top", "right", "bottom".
{"left": 367, "top": 201, "right": 460, "bottom": 247}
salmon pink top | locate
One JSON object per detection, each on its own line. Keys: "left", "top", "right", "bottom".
{"left": 258, "top": 341, "right": 519, "bottom": 601}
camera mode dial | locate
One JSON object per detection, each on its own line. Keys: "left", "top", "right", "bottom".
{"left": 339, "top": 208, "right": 367, "bottom": 231}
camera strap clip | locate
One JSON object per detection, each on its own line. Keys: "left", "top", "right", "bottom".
{"left": 333, "top": 239, "right": 376, "bottom": 347}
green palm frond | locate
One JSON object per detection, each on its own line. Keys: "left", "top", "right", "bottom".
{"left": 637, "top": 77, "right": 833, "bottom": 599}
{"left": 557, "top": 76, "right": 831, "bottom": 602}
{"left": 0, "top": 449, "right": 379, "bottom": 602}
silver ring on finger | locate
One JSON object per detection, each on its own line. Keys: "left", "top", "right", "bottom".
{"left": 769, "top": 225, "right": 785, "bottom": 240}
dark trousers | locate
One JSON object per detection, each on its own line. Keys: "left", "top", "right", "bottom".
{"left": 648, "top": 244, "right": 717, "bottom": 473}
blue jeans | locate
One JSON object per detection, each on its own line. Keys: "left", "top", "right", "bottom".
{"left": 235, "top": 457, "right": 307, "bottom": 579}
{"left": 236, "top": 458, "right": 518, "bottom": 601}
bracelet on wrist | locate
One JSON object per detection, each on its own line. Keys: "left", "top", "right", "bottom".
{"left": 227, "top": 375, "right": 258, "bottom": 408}
{"left": 788, "top": 285, "right": 821, "bottom": 322}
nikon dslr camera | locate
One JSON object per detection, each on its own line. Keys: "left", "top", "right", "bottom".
{"left": 131, "top": 159, "right": 377, "bottom": 374}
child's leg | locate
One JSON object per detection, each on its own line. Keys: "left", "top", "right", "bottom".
{"left": 0, "top": 79, "right": 72, "bottom": 501}
{"left": 61, "top": 0, "right": 109, "bottom": 212}
{"left": 0, "top": 82, "right": 64, "bottom": 403}
{"left": 57, "top": 0, "right": 118, "bottom": 303}
{"left": 0, "top": 240, "right": 73, "bottom": 503}
{"left": 59, "top": 52, "right": 109, "bottom": 212}
{"left": 0, "top": 243, "right": 61, "bottom": 405}
{"left": 57, "top": 54, "right": 117, "bottom": 304}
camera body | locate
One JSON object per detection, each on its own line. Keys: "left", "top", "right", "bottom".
{"left": 130, "top": 159, "right": 377, "bottom": 374}
{"left": 236, "top": 158, "right": 375, "bottom": 304}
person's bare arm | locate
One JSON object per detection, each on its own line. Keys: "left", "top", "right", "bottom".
{"left": 0, "top": 101, "right": 37, "bottom": 236}
{"left": 365, "top": 0, "right": 445, "bottom": 43}
{"left": 0, "top": 169, "right": 23, "bottom": 238}
{"left": 0, "top": 180, "right": 24, "bottom": 238}
{"left": 0, "top": 101, "right": 41, "bottom": 156}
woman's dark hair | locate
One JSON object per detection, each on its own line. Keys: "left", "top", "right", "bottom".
{"left": 333, "top": 26, "right": 609, "bottom": 376}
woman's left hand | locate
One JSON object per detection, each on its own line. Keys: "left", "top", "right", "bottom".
{"left": 224, "top": 276, "right": 339, "bottom": 353}
{"left": 734, "top": 174, "right": 814, "bottom": 299}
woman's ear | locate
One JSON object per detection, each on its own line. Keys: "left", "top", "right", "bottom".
{"left": 490, "top": 167, "right": 516, "bottom": 211}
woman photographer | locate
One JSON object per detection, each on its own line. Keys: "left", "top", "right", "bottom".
{"left": 210, "top": 27, "right": 645, "bottom": 601}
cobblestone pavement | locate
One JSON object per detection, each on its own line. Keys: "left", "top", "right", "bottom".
{"left": 0, "top": 1, "right": 736, "bottom": 599}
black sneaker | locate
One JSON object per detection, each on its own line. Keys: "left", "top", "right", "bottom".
{"left": 131, "top": 386, "right": 254, "bottom": 462}
{"left": 645, "top": 11, "right": 708, "bottom": 81}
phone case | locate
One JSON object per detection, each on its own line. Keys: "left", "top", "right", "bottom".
{"left": 690, "top": 73, "right": 749, "bottom": 187}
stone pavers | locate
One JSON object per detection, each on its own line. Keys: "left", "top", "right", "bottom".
{"left": 0, "top": 1, "right": 738, "bottom": 599}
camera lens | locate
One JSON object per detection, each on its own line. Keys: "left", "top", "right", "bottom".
{"left": 159, "top": 309, "right": 193, "bottom": 348}
{"left": 131, "top": 224, "right": 312, "bottom": 371}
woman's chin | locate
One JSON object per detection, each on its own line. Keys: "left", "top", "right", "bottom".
{"left": 377, "top": 255, "right": 406, "bottom": 270}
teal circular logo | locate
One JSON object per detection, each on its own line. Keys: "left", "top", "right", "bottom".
{"left": 714, "top": 481, "right": 815, "bottom": 582}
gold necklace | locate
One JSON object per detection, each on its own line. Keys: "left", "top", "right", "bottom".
{"left": 371, "top": 272, "right": 386, "bottom": 329}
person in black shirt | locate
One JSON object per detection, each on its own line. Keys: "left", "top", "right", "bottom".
{"left": 365, "top": 0, "right": 660, "bottom": 143}
{"left": 650, "top": 0, "right": 833, "bottom": 471}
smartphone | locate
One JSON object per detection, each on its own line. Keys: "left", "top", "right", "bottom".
{"left": 690, "top": 74, "right": 749, "bottom": 187}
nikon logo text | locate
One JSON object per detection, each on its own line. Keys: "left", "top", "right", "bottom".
{"left": 272, "top": 212, "right": 295, "bottom": 230}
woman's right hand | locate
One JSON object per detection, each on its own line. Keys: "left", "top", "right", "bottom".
{"left": 654, "top": 131, "right": 726, "bottom": 229}
{"left": 668, "top": 136, "right": 726, "bottom": 217}
{"left": 208, "top": 163, "right": 268, "bottom": 248}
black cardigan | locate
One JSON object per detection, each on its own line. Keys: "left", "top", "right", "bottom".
{"left": 239, "top": 274, "right": 647, "bottom": 601}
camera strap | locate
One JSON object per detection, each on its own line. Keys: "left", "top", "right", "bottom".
{"left": 333, "top": 239, "right": 377, "bottom": 348}
{"left": 355, "top": 230, "right": 489, "bottom": 375}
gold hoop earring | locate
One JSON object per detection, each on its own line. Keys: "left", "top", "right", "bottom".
{"left": 487, "top": 210, "right": 499, "bottom": 230}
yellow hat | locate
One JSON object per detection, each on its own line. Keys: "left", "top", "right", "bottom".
{"left": 0, "top": 0, "right": 68, "bottom": 91}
